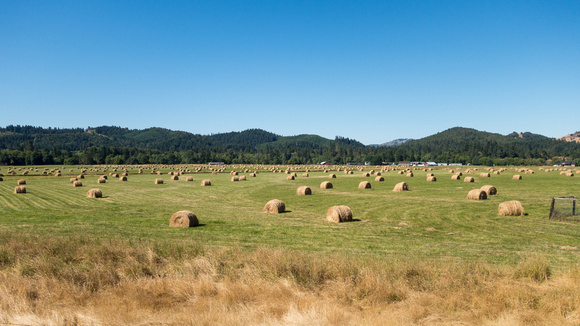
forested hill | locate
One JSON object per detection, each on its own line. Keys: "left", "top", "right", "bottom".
{"left": 0, "top": 125, "right": 283, "bottom": 151}
{"left": 0, "top": 125, "right": 579, "bottom": 166}
{"left": 392, "top": 127, "right": 578, "bottom": 164}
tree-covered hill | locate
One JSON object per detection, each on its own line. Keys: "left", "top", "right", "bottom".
{"left": 0, "top": 125, "right": 579, "bottom": 166}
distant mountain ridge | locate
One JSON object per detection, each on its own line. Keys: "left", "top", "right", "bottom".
{"left": 0, "top": 125, "right": 579, "bottom": 166}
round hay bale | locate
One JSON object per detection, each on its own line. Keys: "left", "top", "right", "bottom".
{"left": 231, "top": 176, "right": 239, "bottom": 182}
{"left": 239, "top": 175, "right": 247, "bottom": 181}
{"left": 98, "top": 178, "right": 106, "bottom": 184}
{"left": 393, "top": 182, "right": 409, "bottom": 191}
{"left": 565, "top": 172, "right": 574, "bottom": 177}
{"left": 154, "top": 178, "right": 164, "bottom": 184}
{"left": 362, "top": 172, "right": 370, "bottom": 177}
{"left": 512, "top": 175, "right": 522, "bottom": 180}
{"left": 406, "top": 172, "right": 414, "bottom": 177}
{"left": 170, "top": 210, "right": 199, "bottom": 227}
{"left": 17, "top": 179, "right": 26, "bottom": 185}
{"left": 250, "top": 173, "right": 257, "bottom": 177}
{"left": 69, "top": 177, "right": 77, "bottom": 183}
{"left": 297, "top": 186, "right": 312, "bottom": 195}
{"left": 525, "top": 170, "right": 534, "bottom": 174}
{"left": 494, "top": 171, "right": 501, "bottom": 175}
{"left": 171, "top": 175, "right": 179, "bottom": 181}
{"left": 498, "top": 201, "right": 524, "bottom": 216}
{"left": 201, "top": 179, "right": 211, "bottom": 186}
{"left": 263, "top": 199, "right": 285, "bottom": 213}
{"left": 464, "top": 177, "right": 475, "bottom": 183}
{"left": 73, "top": 181, "right": 83, "bottom": 187}
{"left": 14, "top": 186, "right": 26, "bottom": 194}
{"left": 398, "top": 171, "right": 404, "bottom": 175}
{"left": 451, "top": 175, "right": 461, "bottom": 180}
{"left": 320, "top": 181, "right": 333, "bottom": 189}
{"left": 426, "top": 173, "right": 434, "bottom": 177}
{"left": 290, "top": 172, "right": 297, "bottom": 177}
{"left": 326, "top": 205, "right": 353, "bottom": 223}
{"left": 302, "top": 173, "right": 309, "bottom": 177}
{"left": 467, "top": 189, "right": 487, "bottom": 200}
{"left": 119, "top": 176, "right": 128, "bottom": 181}
{"left": 480, "top": 185, "right": 497, "bottom": 196}
{"left": 55, "top": 173, "right": 62, "bottom": 177}
{"left": 186, "top": 176, "right": 194, "bottom": 181}
{"left": 479, "top": 173, "right": 490, "bottom": 178}
{"left": 375, "top": 172, "right": 381, "bottom": 176}
{"left": 375, "top": 176, "right": 384, "bottom": 182}
{"left": 358, "top": 181, "right": 371, "bottom": 189}
{"left": 77, "top": 174, "right": 85, "bottom": 179}
{"left": 329, "top": 174, "right": 336, "bottom": 179}
{"left": 427, "top": 176, "right": 437, "bottom": 182}
{"left": 87, "top": 189, "right": 103, "bottom": 198}
{"left": 287, "top": 175, "right": 295, "bottom": 180}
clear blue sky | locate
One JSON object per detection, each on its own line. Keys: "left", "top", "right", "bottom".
{"left": 1, "top": 1, "right": 578, "bottom": 144}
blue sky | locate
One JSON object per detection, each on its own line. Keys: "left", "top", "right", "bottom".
{"left": 1, "top": 1, "right": 578, "bottom": 144}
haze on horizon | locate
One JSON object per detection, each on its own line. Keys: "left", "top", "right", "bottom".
{"left": 1, "top": 1, "right": 578, "bottom": 145}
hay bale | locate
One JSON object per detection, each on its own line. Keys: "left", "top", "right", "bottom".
{"left": 426, "top": 173, "right": 434, "bottom": 177}
{"left": 393, "top": 182, "right": 408, "bottom": 191}
{"left": 320, "top": 181, "right": 333, "bottom": 189}
{"left": 512, "top": 175, "right": 522, "bottom": 180}
{"left": 464, "top": 177, "right": 475, "bottom": 183}
{"left": 406, "top": 172, "right": 414, "bottom": 177}
{"left": 17, "top": 179, "right": 26, "bottom": 185}
{"left": 326, "top": 205, "right": 353, "bottom": 223}
{"left": 250, "top": 173, "right": 257, "bottom": 177}
{"left": 302, "top": 173, "right": 309, "bottom": 177}
{"left": 362, "top": 172, "right": 370, "bottom": 177}
{"left": 358, "top": 181, "right": 371, "bottom": 189}
{"left": 98, "top": 178, "right": 106, "bottom": 184}
{"left": 186, "top": 176, "right": 194, "bottom": 181}
{"left": 170, "top": 210, "right": 199, "bottom": 227}
{"left": 480, "top": 185, "right": 497, "bottom": 196}
{"left": 426, "top": 176, "right": 437, "bottom": 182}
{"left": 119, "top": 176, "right": 128, "bottom": 181}
{"left": 73, "top": 181, "right": 83, "bottom": 187}
{"left": 451, "top": 175, "right": 461, "bottom": 180}
{"left": 375, "top": 176, "right": 384, "bottom": 182}
{"left": 201, "top": 179, "right": 211, "bottom": 186}
{"left": 14, "top": 186, "right": 26, "bottom": 194}
{"left": 154, "top": 178, "right": 164, "bottom": 184}
{"left": 287, "top": 175, "right": 295, "bottom": 180}
{"left": 329, "top": 174, "right": 336, "bottom": 178}
{"left": 479, "top": 173, "right": 490, "bottom": 177}
{"left": 239, "top": 175, "right": 247, "bottom": 181}
{"left": 297, "top": 186, "right": 312, "bottom": 195}
{"left": 87, "top": 189, "right": 103, "bottom": 198}
{"left": 171, "top": 175, "right": 179, "bottom": 181}
{"left": 467, "top": 189, "right": 487, "bottom": 200}
{"left": 263, "top": 199, "right": 285, "bottom": 213}
{"left": 69, "top": 177, "right": 77, "bottom": 183}
{"left": 498, "top": 201, "right": 524, "bottom": 216}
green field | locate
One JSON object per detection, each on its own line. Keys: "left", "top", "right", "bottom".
{"left": 1, "top": 165, "right": 579, "bottom": 267}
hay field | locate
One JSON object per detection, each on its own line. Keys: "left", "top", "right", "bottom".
{"left": 0, "top": 164, "right": 579, "bottom": 325}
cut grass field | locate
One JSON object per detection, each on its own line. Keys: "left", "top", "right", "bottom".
{"left": 0, "top": 164, "right": 579, "bottom": 324}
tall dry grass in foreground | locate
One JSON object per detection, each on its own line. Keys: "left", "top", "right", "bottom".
{"left": 0, "top": 232, "right": 579, "bottom": 325}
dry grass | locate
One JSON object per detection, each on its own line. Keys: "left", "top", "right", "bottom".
{"left": 0, "top": 233, "right": 579, "bottom": 325}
